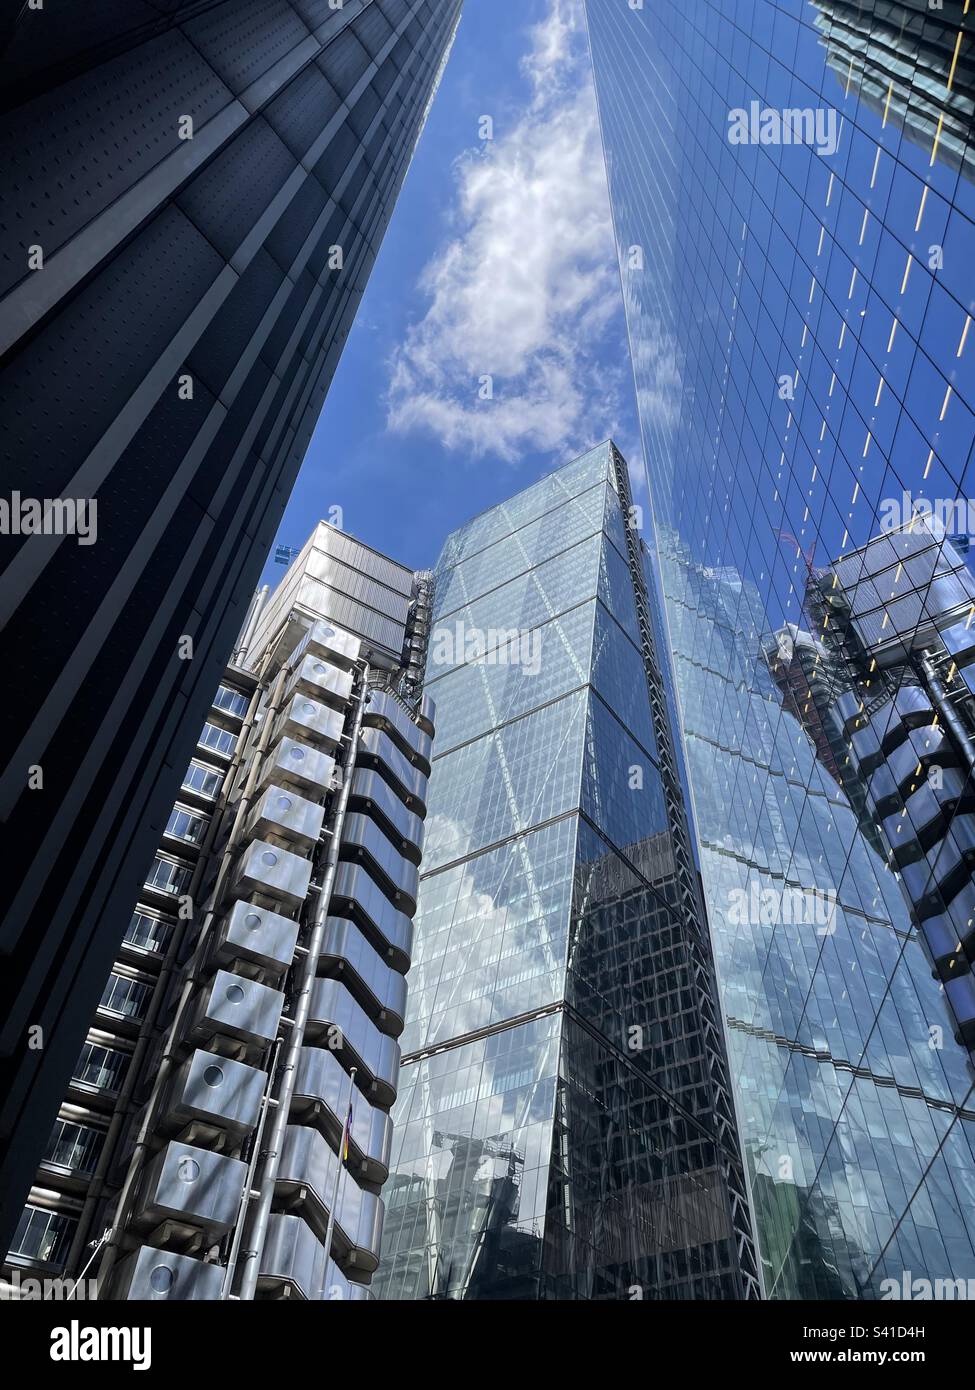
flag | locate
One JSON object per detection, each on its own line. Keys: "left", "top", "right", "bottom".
{"left": 340, "top": 1088, "right": 354, "bottom": 1164}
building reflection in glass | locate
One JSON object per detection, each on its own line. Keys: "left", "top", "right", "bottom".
{"left": 375, "top": 443, "right": 757, "bottom": 1300}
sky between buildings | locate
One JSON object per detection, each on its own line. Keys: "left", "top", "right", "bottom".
{"left": 259, "top": 0, "right": 644, "bottom": 585}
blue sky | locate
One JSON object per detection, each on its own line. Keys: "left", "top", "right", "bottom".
{"left": 259, "top": 0, "right": 642, "bottom": 586}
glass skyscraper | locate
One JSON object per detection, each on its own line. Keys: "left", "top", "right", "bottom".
{"left": 375, "top": 441, "right": 760, "bottom": 1300}
{"left": 585, "top": 0, "right": 975, "bottom": 1297}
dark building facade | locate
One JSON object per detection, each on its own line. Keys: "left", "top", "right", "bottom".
{"left": 375, "top": 442, "right": 759, "bottom": 1301}
{"left": 585, "top": 0, "right": 975, "bottom": 1297}
{"left": 0, "top": 0, "right": 462, "bottom": 1249}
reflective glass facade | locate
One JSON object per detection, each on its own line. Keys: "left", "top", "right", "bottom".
{"left": 586, "top": 0, "right": 975, "bottom": 1297}
{"left": 376, "top": 443, "right": 758, "bottom": 1300}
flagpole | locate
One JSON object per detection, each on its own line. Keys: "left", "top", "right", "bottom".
{"left": 321, "top": 1065, "right": 357, "bottom": 1299}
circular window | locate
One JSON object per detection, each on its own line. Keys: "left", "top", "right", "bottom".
{"left": 303, "top": 704, "right": 316, "bottom": 718}
{"left": 289, "top": 747, "right": 305, "bottom": 761}
{"left": 261, "top": 850, "right": 278, "bottom": 866}
{"left": 276, "top": 795, "right": 293, "bottom": 812}
{"left": 226, "top": 984, "right": 245, "bottom": 1004}
{"left": 203, "top": 1065, "right": 224, "bottom": 1088}
{"left": 176, "top": 1157, "right": 200, "bottom": 1184}
{"left": 149, "top": 1266, "right": 175, "bottom": 1294}
{"left": 314, "top": 663, "right": 327, "bottom": 675}
{"left": 244, "top": 911, "right": 261, "bottom": 930}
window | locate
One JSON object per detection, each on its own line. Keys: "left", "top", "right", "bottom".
{"left": 182, "top": 760, "right": 221, "bottom": 798}
{"left": 9, "top": 1206, "right": 77, "bottom": 1266}
{"left": 42, "top": 1120, "right": 104, "bottom": 1175}
{"left": 198, "top": 721, "right": 236, "bottom": 757}
{"left": 213, "top": 684, "right": 249, "bottom": 718}
{"left": 124, "top": 911, "right": 170, "bottom": 954}
{"left": 99, "top": 973, "right": 150, "bottom": 1020}
{"left": 73, "top": 1042, "right": 128, "bottom": 1092}
{"left": 165, "top": 805, "right": 207, "bottom": 844}
{"left": 144, "top": 854, "right": 191, "bottom": 896}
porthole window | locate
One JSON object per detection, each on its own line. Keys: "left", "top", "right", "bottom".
{"left": 203, "top": 1065, "right": 224, "bottom": 1088}
{"left": 149, "top": 1266, "right": 175, "bottom": 1294}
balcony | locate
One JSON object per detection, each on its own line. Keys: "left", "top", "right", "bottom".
{"left": 291, "top": 1046, "right": 392, "bottom": 1185}
{"left": 330, "top": 862, "right": 414, "bottom": 971}
{"left": 245, "top": 784, "right": 324, "bottom": 853}
{"left": 213, "top": 900, "right": 299, "bottom": 977}
{"left": 113, "top": 1246, "right": 224, "bottom": 1301}
{"left": 274, "top": 694, "right": 345, "bottom": 751}
{"left": 230, "top": 839, "right": 312, "bottom": 912}
{"left": 349, "top": 767, "right": 425, "bottom": 862}
{"left": 277, "top": 1125, "right": 384, "bottom": 1272}
{"left": 257, "top": 736, "right": 335, "bottom": 797}
{"left": 339, "top": 812, "right": 419, "bottom": 915}
{"left": 307, "top": 978, "right": 400, "bottom": 1107}
{"left": 319, "top": 916, "right": 407, "bottom": 1037}
{"left": 132, "top": 1141, "right": 246, "bottom": 1239}
{"left": 189, "top": 970, "right": 283, "bottom": 1050}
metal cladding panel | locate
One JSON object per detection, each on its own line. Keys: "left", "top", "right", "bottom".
{"left": 363, "top": 688, "right": 433, "bottom": 767}
{"left": 274, "top": 693, "right": 346, "bottom": 749}
{"left": 232, "top": 839, "right": 313, "bottom": 910}
{"left": 293, "top": 1045, "right": 392, "bottom": 1175}
{"left": 246, "top": 783, "right": 326, "bottom": 851}
{"left": 308, "top": 977, "right": 400, "bottom": 1100}
{"left": 136, "top": 1141, "right": 246, "bottom": 1236}
{"left": 319, "top": 915, "right": 407, "bottom": 1034}
{"left": 259, "top": 1212, "right": 327, "bottom": 1300}
{"left": 167, "top": 1048, "right": 265, "bottom": 1135}
{"left": 0, "top": 0, "right": 463, "bottom": 1249}
{"left": 196, "top": 969, "right": 283, "bottom": 1048}
{"left": 259, "top": 737, "right": 336, "bottom": 795}
{"left": 288, "top": 653, "right": 355, "bottom": 706}
{"left": 340, "top": 811, "right": 420, "bottom": 909}
{"left": 349, "top": 766, "right": 424, "bottom": 859}
{"left": 279, "top": 1124, "right": 384, "bottom": 1263}
{"left": 306, "top": 547, "right": 411, "bottom": 622}
{"left": 114, "top": 1246, "right": 225, "bottom": 1302}
{"left": 295, "top": 577, "right": 407, "bottom": 656}
{"left": 331, "top": 861, "right": 414, "bottom": 968}
{"left": 216, "top": 899, "right": 300, "bottom": 972}
{"left": 357, "top": 725, "right": 428, "bottom": 807}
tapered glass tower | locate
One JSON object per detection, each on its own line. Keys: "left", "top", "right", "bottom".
{"left": 375, "top": 441, "right": 759, "bottom": 1301}
{"left": 585, "top": 0, "right": 975, "bottom": 1297}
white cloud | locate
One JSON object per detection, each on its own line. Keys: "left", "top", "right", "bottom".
{"left": 385, "top": 0, "right": 628, "bottom": 462}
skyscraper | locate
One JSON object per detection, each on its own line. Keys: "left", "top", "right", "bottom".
{"left": 4, "top": 524, "right": 435, "bottom": 1300}
{"left": 585, "top": 0, "right": 975, "bottom": 1296}
{"left": 0, "top": 0, "right": 462, "bottom": 1248}
{"left": 375, "top": 441, "right": 759, "bottom": 1301}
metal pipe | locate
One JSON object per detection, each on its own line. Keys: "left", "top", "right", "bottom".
{"left": 920, "top": 654, "right": 975, "bottom": 774}
{"left": 235, "top": 663, "right": 370, "bottom": 1300}
{"left": 234, "top": 585, "right": 270, "bottom": 668}
{"left": 220, "top": 1037, "right": 282, "bottom": 1300}
{"left": 319, "top": 1065, "right": 356, "bottom": 1297}
{"left": 95, "top": 660, "right": 289, "bottom": 1295}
